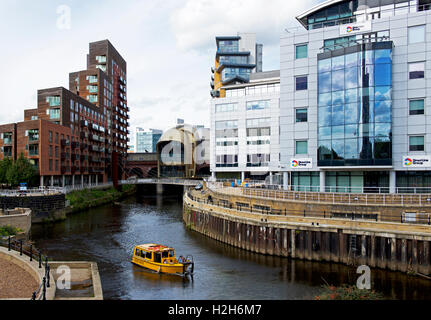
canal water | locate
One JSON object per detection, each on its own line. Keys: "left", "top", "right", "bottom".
{"left": 31, "top": 192, "right": 431, "bottom": 300}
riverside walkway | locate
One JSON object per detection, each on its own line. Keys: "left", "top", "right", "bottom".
{"left": 0, "top": 256, "right": 38, "bottom": 299}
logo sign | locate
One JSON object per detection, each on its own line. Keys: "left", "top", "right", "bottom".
{"left": 290, "top": 158, "right": 313, "bottom": 169}
{"left": 403, "top": 155, "right": 431, "bottom": 168}
{"left": 340, "top": 20, "right": 371, "bottom": 35}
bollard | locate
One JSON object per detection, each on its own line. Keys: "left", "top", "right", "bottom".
{"left": 38, "top": 251, "right": 42, "bottom": 269}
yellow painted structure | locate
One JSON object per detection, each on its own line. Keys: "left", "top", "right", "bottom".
{"left": 131, "top": 244, "right": 194, "bottom": 275}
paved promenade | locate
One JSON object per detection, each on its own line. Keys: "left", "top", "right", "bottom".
{"left": 0, "top": 256, "right": 38, "bottom": 299}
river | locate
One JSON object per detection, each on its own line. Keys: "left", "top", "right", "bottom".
{"left": 31, "top": 192, "right": 431, "bottom": 300}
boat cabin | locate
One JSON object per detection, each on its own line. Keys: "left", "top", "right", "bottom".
{"left": 133, "top": 244, "right": 176, "bottom": 264}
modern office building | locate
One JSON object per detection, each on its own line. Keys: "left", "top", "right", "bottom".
{"left": 210, "top": 70, "right": 281, "bottom": 181}
{"left": 135, "top": 128, "right": 163, "bottom": 153}
{"left": 211, "top": 33, "right": 263, "bottom": 98}
{"left": 280, "top": 0, "right": 431, "bottom": 193}
{"left": 0, "top": 40, "right": 129, "bottom": 187}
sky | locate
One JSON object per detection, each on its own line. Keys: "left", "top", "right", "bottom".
{"left": 0, "top": 0, "right": 318, "bottom": 145}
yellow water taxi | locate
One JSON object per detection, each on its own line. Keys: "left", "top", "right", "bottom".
{"left": 131, "top": 244, "right": 194, "bottom": 276}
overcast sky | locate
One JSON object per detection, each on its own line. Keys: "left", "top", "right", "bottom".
{"left": 0, "top": 0, "right": 318, "bottom": 143}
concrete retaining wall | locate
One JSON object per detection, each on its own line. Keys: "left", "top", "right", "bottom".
{"left": 0, "top": 194, "right": 65, "bottom": 224}
{"left": 0, "top": 209, "right": 31, "bottom": 234}
{"left": 184, "top": 194, "right": 431, "bottom": 276}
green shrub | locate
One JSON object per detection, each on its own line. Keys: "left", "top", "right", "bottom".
{"left": 315, "top": 285, "right": 384, "bottom": 300}
{"left": 0, "top": 225, "right": 22, "bottom": 237}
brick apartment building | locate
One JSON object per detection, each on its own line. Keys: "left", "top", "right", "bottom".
{"left": 0, "top": 40, "right": 129, "bottom": 187}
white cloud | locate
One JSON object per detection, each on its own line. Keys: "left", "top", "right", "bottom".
{"left": 170, "top": 0, "right": 317, "bottom": 52}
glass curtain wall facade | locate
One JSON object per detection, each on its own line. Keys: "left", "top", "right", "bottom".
{"left": 317, "top": 42, "right": 393, "bottom": 167}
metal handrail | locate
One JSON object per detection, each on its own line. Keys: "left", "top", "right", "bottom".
{"left": 0, "top": 237, "right": 50, "bottom": 300}
{"left": 186, "top": 190, "right": 431, "bottom": 226}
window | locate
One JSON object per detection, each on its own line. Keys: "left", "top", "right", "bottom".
{"left": 49, "top": 159, "right": 53, "bottom": 171}
{"left": 31, "top": 116, "right": 38, "bottom": 120}
{"left": 49, "top": 145, "right": 53, "bottom": 157}
{"left": 296, "top": 76, "right": 308, "bottom": 91}
{"left": 46, "top": 96, "right": 60, "bottom": 107}
{"left": 29, "top": 145, "right": 39, "bottom": 156}
{"left": 215, "top": 103, "right": 238, "bottom": 113}
{"left": 295, "top": 44, "right": 308, "bottom": 59}
{"left": 246, "top": 100, "right": 270, "bottom": 111}
{"left": 296, "top": 108, "right": 308, "bottom": 123}
{"left": 409, "top": 25, "right": 425, "bottom": 44}
{"left": 409, "top": 62, "right": 425, "bottom": 79}
{"left": 296, "top": 141, "right": 308, "bottom": 155}
{"left": 3, "top": 132, "right": 12, "bottom": 145}
{"left": 410, "top": 136, "right": 425, "bottom": 152}
{"left": 409, "top": 99, "right": 425, "bottom": 115}
{"left": 49, "top": 131, "right": 53, "bottom": 143}
{"left": 50, "top": 109, "right": 61, "bottom": 120}
{"left": 55, "top": 133, "right": 59, "bottom": 144}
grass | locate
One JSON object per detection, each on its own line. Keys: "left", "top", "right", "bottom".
{"left": 0, "top": 225, "right": 22, "bottom": 237}
{"left": 315, "top": 284, "right": 384, "bottom": 300}
{"left": 66, "top": 185, "right": 136, "bottom": 211}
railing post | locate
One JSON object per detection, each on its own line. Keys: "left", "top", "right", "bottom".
{"left": 38, "top": 251, "right": 42, "bottom": 269}
{"left": 19, "top": 240, "right": 23, "bottom": 256}
{"left": 46, "top": 265, "right": 50, "bottom": 288}
{"left": 30, "top": 244, "right": 33, "bottom": 261}
{"left": 42, "top": 277, "right": 46, "bottom": 301}
{"left": 8, "top": 236, "right": 11, "bottom": 251}
{"left": 32, "top": 292, "right": 36, "bottom": 301}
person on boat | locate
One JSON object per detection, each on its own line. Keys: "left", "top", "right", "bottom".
{"left": 178, "top": 256, "right": 184, "bottom": 264}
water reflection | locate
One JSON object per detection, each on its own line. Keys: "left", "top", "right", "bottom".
{"left": 31, "top": 193, "right": 431, "bottom": 300}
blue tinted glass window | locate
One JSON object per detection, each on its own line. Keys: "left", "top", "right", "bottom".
{"left": 332, "top": 105, "right": 344, "bottom": 126}
{"left": 332, "top": 125, "right": 344, "bottom": 139}
{"left": 345, "top": 53, "right": 358, "bottom": 68}
{"left": 296, "top": 44, "right": 308, "bottom": 59}
{"left": 364, "top": 50, "right": 374, "bottom": 65}
{"left": 344, "top": 139, "right": 358, "bottom": 159}
{"left": 296, "top": 76, "right": 308, "bottom": 90}
{"left": 362, "top": 65, "right": 374, "bottom": 87}
{"left": 318, "top": 58, "right": 331, "bottom": 73}
{"left": 318, "top": 72, "right": 332, "bottom": 93}
{"left": 345, "top": 89, "right": 358, "bottom": 104}
{"left": 332, "top": 70, "right": 345, "bottom": 91}
{"left": 374, "top": 100, "right": 392, "bottom": 123}
{"left": 374, "top": 64, "right": 392, "bottom": 86}
{"left": 345, "top": 67, "right": 358, "bottom": 89}
{"left": 359, "top": 123, "right": 374, "bottom": 138}
{"left": 319, "top": 93, "right": 332, "bottom": 106}
{"left": 319, "top": 106, "right": 332, "bottom": 127}
{"left": 375, "top": 86, "right": 391, "bottom": 101}
{"left": 332, "top": 56, "right": 344, "bottom": 70}
{"left": 319, "top": 126, "right": 331, "bottom": 140}
{"left": 345, "top": 124, "right": 358, "bottom": 138}
{"left": 375, "top": 123, "right": 391, "bottom": 137}
{"left": 374, "top": 49, "right": 392, "bottom": 64}
{"left": 332, "top": 90, "right": 344, "bottom": 105}
{"left": 345, "top": 103, "right": 359, "bottom": 124}
{"left": 332, "top": 139, "right": 345, "bottom": 159}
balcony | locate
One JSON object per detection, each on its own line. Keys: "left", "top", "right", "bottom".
{"left": 61, "top": 152, "right": 70, "bottom": 160}
{"left": 61, "top": 166, "right": 70, "bottom": 174}
{"left": 80, "top": 132, "right": 88, "bottom": 139}
{"left": 90, "top": 134, "right": 100, "bottom": 142}
{"left": 80, "top": 120, "right": 88, "bottom": 127}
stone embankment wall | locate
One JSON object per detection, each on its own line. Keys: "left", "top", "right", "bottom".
{"left": 0, "top": 194, "right": 65, "bottom": 224}
{"left": 0, "top": 208, "right": 32, "bottom": 234}
{"left": 184, "top": 192, "right": 431, "bottom": 276}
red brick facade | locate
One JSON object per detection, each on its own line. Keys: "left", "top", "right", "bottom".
{"left": 0, "top": 40, "right": 129, "bottom": 187}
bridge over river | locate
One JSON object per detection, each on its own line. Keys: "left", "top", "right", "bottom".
{"left": 119, "top": 178, "right": 202, "bottom": 187}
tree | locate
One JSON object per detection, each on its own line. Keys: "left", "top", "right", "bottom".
{"left": 0, "top": 157, "right": 13, "bottom": 184}
{"left": 6, "top": 153, "right": 37, "bottom": 187}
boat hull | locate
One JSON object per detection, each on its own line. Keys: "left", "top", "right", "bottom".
{"left": 132, "top": 257, "right": 188, "bottom": 275}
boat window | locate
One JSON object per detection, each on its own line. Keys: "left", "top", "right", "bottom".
{"left": 154, "top": 252, "right": 161, "bottom": 263}
{"left": 162, "top": 251, "right": 169, "bottom": 258}
{"left": 169, "top": 250, "right": 174, "bottom": 257}
{"left": 135, "top": 249, "right": 140, "bottom": 256}
{"left": 140, "top": 251, "right": 145, "bottom": 258}
{"left": 145, "top": 251, "right": 152, "bottom": 259}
